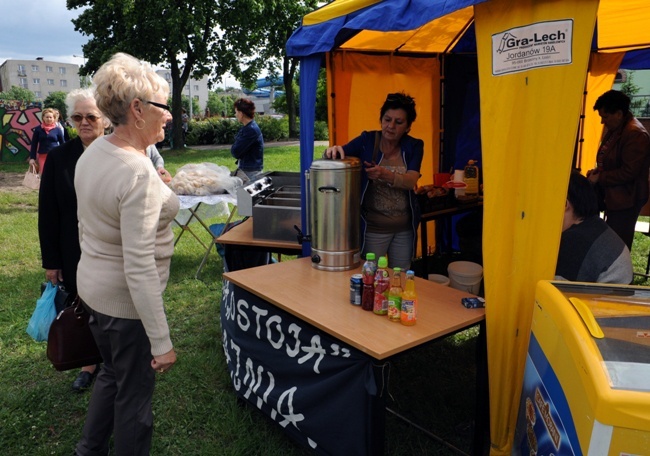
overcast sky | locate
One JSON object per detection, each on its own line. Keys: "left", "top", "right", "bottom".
{"left": 0, "top": 0, "right": 88, "bottom": 65}
{"left": 0, "top": 0, "right": 246, "bottom": 88}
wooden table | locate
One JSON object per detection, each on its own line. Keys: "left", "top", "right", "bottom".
{"left": 222, "top": 258, "right": 486, "bottom": 455}
{"left": 216, "top": 217, "right": 302, "bottom": 256}
{"left": 224, "top": 257, "right": 484, "bottom": 360}
{"left": 419, "top": 200, "right": 483, "bottom": 275}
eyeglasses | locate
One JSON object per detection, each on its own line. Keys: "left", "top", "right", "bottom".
{"left": 70, "top": 114, "right": 101, "bottom": 123}
{"left": 143, "top": 100, "right": 171, "bottom": 112}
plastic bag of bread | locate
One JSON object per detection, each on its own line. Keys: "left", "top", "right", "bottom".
{"left": 169, "top": 162, "right": 242, "bottom": 195}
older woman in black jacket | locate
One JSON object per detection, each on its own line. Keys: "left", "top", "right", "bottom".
{"left": 38, "top": 88, "right": 110, "bottom": 391}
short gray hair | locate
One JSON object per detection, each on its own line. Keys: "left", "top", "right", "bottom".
{"left": 65, "top": 88, "right": 96, "bottom": 118}
{"left": 92, "top": 52, "right": 170, "bottom": 126}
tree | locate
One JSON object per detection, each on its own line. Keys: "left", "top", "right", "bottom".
{"left": 0, "top": 86, "right": 35, "bottom": 101}
{"left": 218, "top": 0, "right": 323, "bottom": 138}
{"left": 207, "top": 91, "right": 238, "bottom": 118}
{"left": 67, "top": 0, "right": 234, "bottom": 149}
{"left": 44, "top": 92, "right": 69, "bottom": 120}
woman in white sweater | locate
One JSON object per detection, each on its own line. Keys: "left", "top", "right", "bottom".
{"left": 73, "top": 53, "right": 178, "bottom": 456}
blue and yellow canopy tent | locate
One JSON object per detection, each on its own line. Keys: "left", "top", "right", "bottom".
{"left": 287, "top": 0, "right": 650, "bottom": 453}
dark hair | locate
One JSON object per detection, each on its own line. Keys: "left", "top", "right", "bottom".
{"left": 234, "top": 98, "right": 255, "bottom": 119}
{"left": 380, "top": 92, "right": 417, "bottom": 126}
{"left": 593, "top": 90, "right": 630, "bottom": 115}
{"left": 567, "top": 171, "right": 599, "bottom": 219}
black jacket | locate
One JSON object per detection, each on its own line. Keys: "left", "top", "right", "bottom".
{"left": 38, "top": 137, "right": 85, "bottom": 294}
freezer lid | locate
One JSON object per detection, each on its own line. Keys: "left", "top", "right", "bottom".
{"left": 553, "top": 282, "right": 650, "bottom": 392}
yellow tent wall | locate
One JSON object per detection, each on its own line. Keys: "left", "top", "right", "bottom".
{"left": 326, "top": 51, "right": 440, "bottom": 186}
{"left": 474, "top": 0, "right": 599, "bottom": 453}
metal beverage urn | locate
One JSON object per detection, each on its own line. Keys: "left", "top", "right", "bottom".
{"left": 307, "top": 157, "right": 361, "bottom": 271}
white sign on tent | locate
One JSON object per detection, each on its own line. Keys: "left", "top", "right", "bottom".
{"left": 492, "top": 19, "right": 574, "bottom": 76}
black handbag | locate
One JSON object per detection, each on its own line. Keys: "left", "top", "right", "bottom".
{"left": 47, "top": 296, "right": 102, "bottom": 371}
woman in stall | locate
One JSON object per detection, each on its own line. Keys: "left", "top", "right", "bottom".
{"left": 323, "top": 92, "right": 423, "bottom": 270}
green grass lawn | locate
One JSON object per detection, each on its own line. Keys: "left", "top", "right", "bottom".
{"left": 1, "top": 146, "right": 648, "bottom": 455}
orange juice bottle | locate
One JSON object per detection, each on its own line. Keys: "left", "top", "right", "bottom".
{"left": 400, "top": 270, "right": 417, "bottom": 326}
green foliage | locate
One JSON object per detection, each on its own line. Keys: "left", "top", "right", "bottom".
{"left": 206, "top": 91, "right": 238, "bottom": 118}
{"left": 256, "top": 115, "right": 289, "bottom": 141}
{"left": 315, "top": 68, "right": 329, "bottom": 122}
{"left": 43, "top": 91, "right": 69, "bottom": 120}
{"left": 313, "top": 120, "right": 329, "bottom": 141}
{"left": 68, "top": 0, "right": 236, "bottom": 150}
{"left": 185, "top": 117, "right": 240, "bottom": 146}
{"left": 0, "top": 85, "right": 35, "bottom": 101}
{"left": 620, "top": 70, "right": 641, "bottom": 98}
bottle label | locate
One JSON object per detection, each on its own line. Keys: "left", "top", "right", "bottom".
{"left": 401, "top": 299, "right": 416, "bottom": 321}
{"left": 387, "top": 297, "right": 401, "bottom": 320}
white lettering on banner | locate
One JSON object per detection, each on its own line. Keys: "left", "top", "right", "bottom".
{"left": 272, "top": 387, "right": 306, "bottom": 429}
{"left": 222, "top": 328, "right": 313, "bottom": 446}
{"left": 251, "top": 304, "right": 269, "bottom": 338}
{"left": 297, "top": 335, "right": 326, "bottom": 374}
{"left": 237, "top": 299, "right": 251, "bottom": 331}
{"left": 491, "top": 19, "right": 573, "bottom": 76}
{"left": 286, "top": 323, "right": 301, "bottom": 357}
{"left": 223, "top": 288, "right": 352, "bottom": 374}
{"left": 266, "top": 314, "right": 284, "bottom": 349}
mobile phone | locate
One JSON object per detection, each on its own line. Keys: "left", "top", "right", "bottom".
{"left": 461, "top": 297, "right": 485, "bottom": 309}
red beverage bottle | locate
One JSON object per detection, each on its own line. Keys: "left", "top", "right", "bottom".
{"left": 361, "top": 253, "right": 377, "bottom": 311}
{"left": 373, "top": 256, "right": 390, "bottom": 315}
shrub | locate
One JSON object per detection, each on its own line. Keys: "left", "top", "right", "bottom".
{"left": 313, "top": 121, "right": 329, "bottom": 141}
{"left": 257, "top": 115, "right": 289, "bottom": 141}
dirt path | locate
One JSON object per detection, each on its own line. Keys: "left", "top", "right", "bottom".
{"left": 0, "top": 172, "right": 33, "bottom": 194}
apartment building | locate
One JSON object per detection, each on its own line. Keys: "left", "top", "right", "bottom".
{"left": 0, "top": 58, "right": 82, "bottom": 100}
{"left": 156, "top": 70, "right": 209, "bottom": 115}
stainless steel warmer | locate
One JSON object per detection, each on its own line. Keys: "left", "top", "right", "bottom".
{"left": 308, "top": 157, "right": 361, "bottom": 271}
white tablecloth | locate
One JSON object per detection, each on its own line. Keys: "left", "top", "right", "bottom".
{"left": 176, "top": 193, "right": 237, "bottom": 225}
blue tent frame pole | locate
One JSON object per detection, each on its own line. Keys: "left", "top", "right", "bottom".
{"left": 299, "top": 54, "right": 322, "bottom": 257}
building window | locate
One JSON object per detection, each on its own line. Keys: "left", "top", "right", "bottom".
{"left": 47, "top": 79, "right": 54, "bottom": 85}
{"left": 60, "top": 80, "right": 67, "bottom": 87}
{"left": 46, "top": 66, "right": 53, "bottom": 72}
{"left": 194, "top": 85, "right": 199, "bottom": 91}
{"left": 35, "top": 91, "right": 42, "bottom": 98}
{"left": 33, "top": 78, "right": 40, "bottom": 84}
{"left": 17, "top": 64, "right": 26, "bottom": 75}
{"left": 59, "top": 67, "right": 66, "bottom": 75}
{"left": 32, "top": 65, "right": 39, "bottom": 72}
{"left": 19, "top": 78, "right": 28, "bottom": 88}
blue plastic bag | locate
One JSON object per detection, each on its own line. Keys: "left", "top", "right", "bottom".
{"left": 26, "top": 282, "right": 58, "bottom": 342}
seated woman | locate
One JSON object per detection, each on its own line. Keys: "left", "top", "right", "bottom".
{"left": 556, "top": 171, "right": 633, "bottom": 284}
{"left": 323, "top": 92, "right": 423, "bottom": 270}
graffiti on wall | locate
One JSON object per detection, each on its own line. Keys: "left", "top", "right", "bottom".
{"left": 0, "top": 100, "right": 43, "bottom": 162}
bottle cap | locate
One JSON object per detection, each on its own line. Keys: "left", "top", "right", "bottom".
{"left": 394, "top": 267, "right": 401, "bottom": 272}
{"left": 378, "top": 256, "right": 388, "bottom": 268}
{"left": 366, "top": 253, "right": 375, "bottom": 260}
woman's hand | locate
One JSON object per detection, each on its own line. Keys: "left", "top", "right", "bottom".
{"left": 364, "top": 161, "right": 393, "bottom": 183}
{"left": 323, "top": 145, "right": 345, "bottom": 159}
{"left": 46, "top": 269, "right": 63, "bottom": 284}
{"left": 152, "top": 348, "right": 176, "bottom": 374}
{"left": 587, "top": 168, "right": 600, "bottom": 184}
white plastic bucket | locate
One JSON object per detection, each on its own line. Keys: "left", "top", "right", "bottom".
{"left": 428, "top": 274, "right": 450, "bottom": 287}
{"left": 447, "top": 261, "right": 483, "bottom": 294}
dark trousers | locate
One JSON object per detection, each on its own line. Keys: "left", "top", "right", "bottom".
{"left": 75, "top": 306, "right": 155, "bottom": 456}
{"left": 606, "top": 199, "right": 646, "bottom": 250}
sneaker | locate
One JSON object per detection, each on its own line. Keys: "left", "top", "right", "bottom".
{"left": 72, "top": 365, "right": 100, "bottom": 392}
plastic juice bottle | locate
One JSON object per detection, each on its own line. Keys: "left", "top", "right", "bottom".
{"left": 463, "top": 160, "right": 479, "bottom": 197}
{"left": 373, "top": 256, "right": 390, "bottom": 315}
{"left": 387, "top": 268, "right": 403, "bottom": 322}
{"left": 400, "top": 270, "right": 417, "bottom": 326}
{"left": 361, "top": 253, "right": 377, "bottom": 311}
